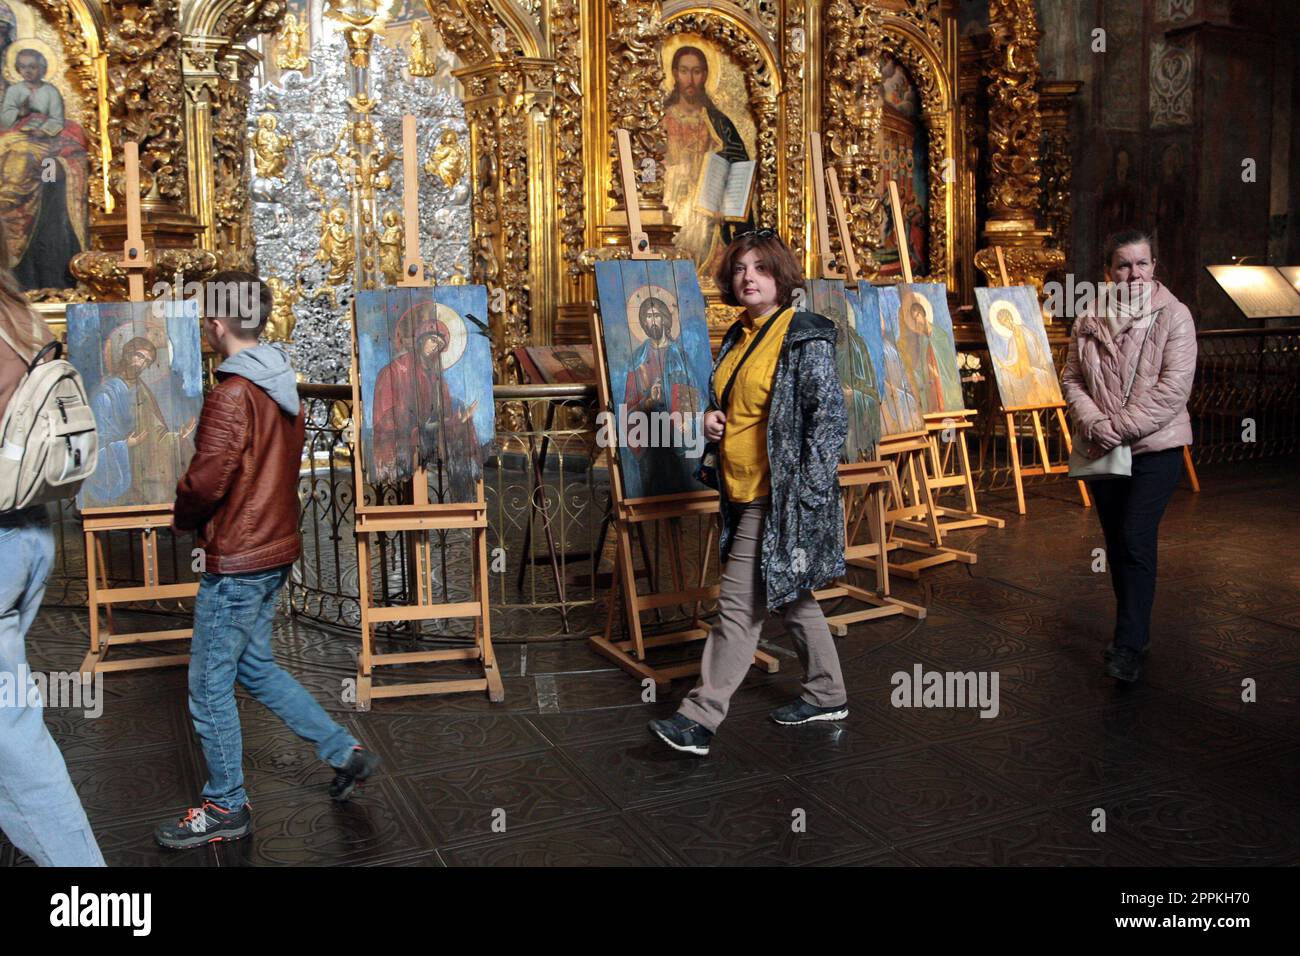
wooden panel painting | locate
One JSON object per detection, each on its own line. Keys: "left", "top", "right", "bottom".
{"left": 65, "top": 299, "right": 203, "bottom": 510}
{"left": 855, "top": 282, "right": 926, "bottom": 437}
{"left": 593, "top": 258, "right": 712, "bottom": 502}
{"left": 881, "top": 282, "right": 964, "bottom": 414}
{"left": 355, "top": 285, "right": 495, "bottom": 503}
{"left": 975, "top": 285, "right": 1063, "bottom": 408}
{"left": 809, "top": 278, "right": 880, "bottom": 462}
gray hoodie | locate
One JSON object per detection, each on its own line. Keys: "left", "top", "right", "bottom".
{"left": 217, "top": 343, "right": 300, "bottom": 416}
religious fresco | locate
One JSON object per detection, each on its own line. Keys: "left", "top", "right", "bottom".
{"left": 0, "top": 0, "right": 90, "bottom": 293}
{"left": 65, "top": 300, "right": 204, "bottom": 511}
{"left": 975, "top": 285, "right": 1063, "bottom": 409}
{"left": 877, "top": 53, "right": 928, "bottom": 279}
{"left": 593, "top": 259, "right": 713, "bottom": 501}
{"left": 355, "top": 286, "right": 495, "bottom": 502}
{"left": 659, "top": 34, "right": 758, "bottom": 288}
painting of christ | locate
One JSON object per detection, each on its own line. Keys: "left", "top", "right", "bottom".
{"left": 594, "top": 258, "right": 713, "bottom": 501}
{"left": 660, "top": 36, "right": 757, "bottom": 286}
{"left": 975, "top": 285, "right": 1063, "bottom": 409}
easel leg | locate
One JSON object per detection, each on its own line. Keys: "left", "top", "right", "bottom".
{"left": 355, "top": 531, "right": 373, "bottom": 711}
{"left": 476, "top": 525, "right": 505, "bottom": 702}
{"left": 1182, "top": 445, "right": 1201, "bottom": 493}
{"left": 1006, "top": 411, "right": 1027, "bottom": 515}
{"left": 1054, "top": 406, "right": 1092, "bottom": 508}
{"left": 80, "top": 530, "right": 103, "bottom": 675}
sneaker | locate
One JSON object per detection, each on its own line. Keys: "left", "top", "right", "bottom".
{"left": 770, "top": 698, "right": 849, "bottom": 725}
{"left": 155, "top": 801, "right": 251, "bottom": 849}
{"left": 1107, "top": 646, "right": 1142, "bottom": 683}
{"left": 648, "top": 713, "right": 713, "bottom": 756}
{"left": 330, "top": 746, "right": 382, "bottom": 802}
{"left": 1103, "top": 641, "right": 1149, "bottom": 662}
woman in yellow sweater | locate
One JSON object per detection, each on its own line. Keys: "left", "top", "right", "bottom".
{"left": 650, "top": 230, "right": 850, "bottom": 756}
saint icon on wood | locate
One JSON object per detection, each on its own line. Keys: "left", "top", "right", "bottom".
{"left": 975, "top": 286, "right": 1063, "bottom": 409}
{"left": 808, "top": 278, "right": 880, "bottom": 462}
{"left": 856, "top": 282, "right": 926, "bottom": 438}
{"left": 593, "top": 259, "right": 713, "bottom": 501}
{"left": 355, "top": 286, "right": 495, "bottom": 503}
{"left": 65, "top": 299, "right": 204, "bottom": 510}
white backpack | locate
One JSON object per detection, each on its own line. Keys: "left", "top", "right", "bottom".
{"left": 0, "top": 327, "right": 99, "bottom": 512}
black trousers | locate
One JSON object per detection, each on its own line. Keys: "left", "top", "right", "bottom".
{"left": 1087, "top": 447, "right": 1184, "bottom": 652}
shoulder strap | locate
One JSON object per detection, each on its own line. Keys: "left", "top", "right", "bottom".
{"left": 719, "top": 307, "right": 784, "bottom": 413}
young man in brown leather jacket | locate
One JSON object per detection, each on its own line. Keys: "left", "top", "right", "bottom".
{"left": 155, "top": 271, "right": 380, "bottom": 850}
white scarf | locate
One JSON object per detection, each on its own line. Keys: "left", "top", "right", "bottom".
{"left": 1103, "top": 282, "right": 1153, "bottom": 338}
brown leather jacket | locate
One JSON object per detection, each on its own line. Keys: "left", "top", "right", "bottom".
{"left": 173, "top": 372, "right": 304, "bottom": 573}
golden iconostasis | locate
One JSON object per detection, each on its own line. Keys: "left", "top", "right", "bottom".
{"left": 7, "top": 0, "right": 1068, "bottom": 380}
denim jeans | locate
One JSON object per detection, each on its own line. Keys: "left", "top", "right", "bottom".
{"left": 189, "top": 566, "right": 356, "bottom": 810}
{"left": 0, "top": 505, "right": 105, "bottom": 866}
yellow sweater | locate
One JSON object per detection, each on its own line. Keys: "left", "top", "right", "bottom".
{"left": 714, "top": 305, "right": 795, "bottom": 502}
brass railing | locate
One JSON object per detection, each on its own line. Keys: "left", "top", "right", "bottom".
{"left": 43, "top": 327, "right": 1300, "bottom": 638}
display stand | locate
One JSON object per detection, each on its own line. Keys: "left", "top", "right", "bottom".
{"left": 350, "top": 115, "right": 502, "bottom": 709}
{"left": 806, "top": 141, "right": 930, "bottom": 612}
{"left": 586, "top": 129, "right": 778, "bottom": 690}
{"left": 988, "top": 247, "right": 1091, "bottom": 515}
{"left": 80, "top": 142, "right": 198, "bottom": 676}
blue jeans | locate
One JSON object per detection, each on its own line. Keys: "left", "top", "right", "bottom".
{"left": 189, "top": 566, "right": 356, "bottom": 810}
{"left": 0, "top": 506, "right": 105, "bottom": 866}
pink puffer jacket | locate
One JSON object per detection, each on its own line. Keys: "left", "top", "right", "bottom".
{"left": 1062, "top": 281, "right": 1196, "bottom": 457}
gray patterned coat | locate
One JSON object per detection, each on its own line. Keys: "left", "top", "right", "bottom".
{"left": 707, "top": 310, "right": 848, "bottom": 611}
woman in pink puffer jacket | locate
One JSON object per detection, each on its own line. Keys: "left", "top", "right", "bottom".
{"left": 1062, "top": 229, "right": 1197, "bottom": 684}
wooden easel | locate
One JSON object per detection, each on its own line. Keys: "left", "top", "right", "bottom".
{"left": 989, "top": 247, "right": 1091, "bottom": 515}
{"left": 80, "top": 142, "right": 198, "bottom": 675}
{"left": 802, "top": 135, "right": 924, "bottom": 622}
{"left": 586, "top": 129, "right": 779, "bottom": 690}
{"left": 350, "top": 115, "right": 503, "bottom": 709}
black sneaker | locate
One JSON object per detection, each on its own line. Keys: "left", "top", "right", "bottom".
{"left": 770, "top": 698, "right": 849, "bottom": 725}
{"left": 330, "top": 746, "right": 382, "bottom": 801}
{"left": 155, "top": 801, "right": 251, "bottom": 849}
{"left": 648, "top": 713, "right": 713, "bottom": 756}
{"left": 1107, "top": 646, "right": 1142, "bottom": 683}
{"left": 1103, "top": 641, "right": 1149, "bottom": 662}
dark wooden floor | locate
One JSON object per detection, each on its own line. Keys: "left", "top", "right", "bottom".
{"left": 5, "top": 458, "right": 1298, "bottom": 866}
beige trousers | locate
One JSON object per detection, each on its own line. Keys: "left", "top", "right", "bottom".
{"left": 677, "top": 500, "right": 847, "bottom": 732}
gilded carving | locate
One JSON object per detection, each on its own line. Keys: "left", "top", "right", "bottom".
{"left": 425, "top": 129, "right": 467, "bottom": 188}
{"left": 275, "top": 11, "right": 309, "bottom": 71}
{"left": 102, "top": 0, "right": 189, "bottom": 206}
{"left": 252, "top": 113, "right": 291, "bottom": 179}
{"left": 550, "top": 0, "right": 585, "bottom": 280}
{"left": 606, "top": 0, "right": 667, "bottom": 208}
{"left": 264, "top": 274, "right": 300, "bottom": 342}
{"left": 316, "top": 205, "right": 354, "bottom": 287}
{"left": 377, "top": 208, "right": 403, "bottom": 286}
{"left": 407, "top": 21, "right": 435, "bottom": 77}
{"left": 985, "top": 0, "right": 1043, "bottom": 221}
